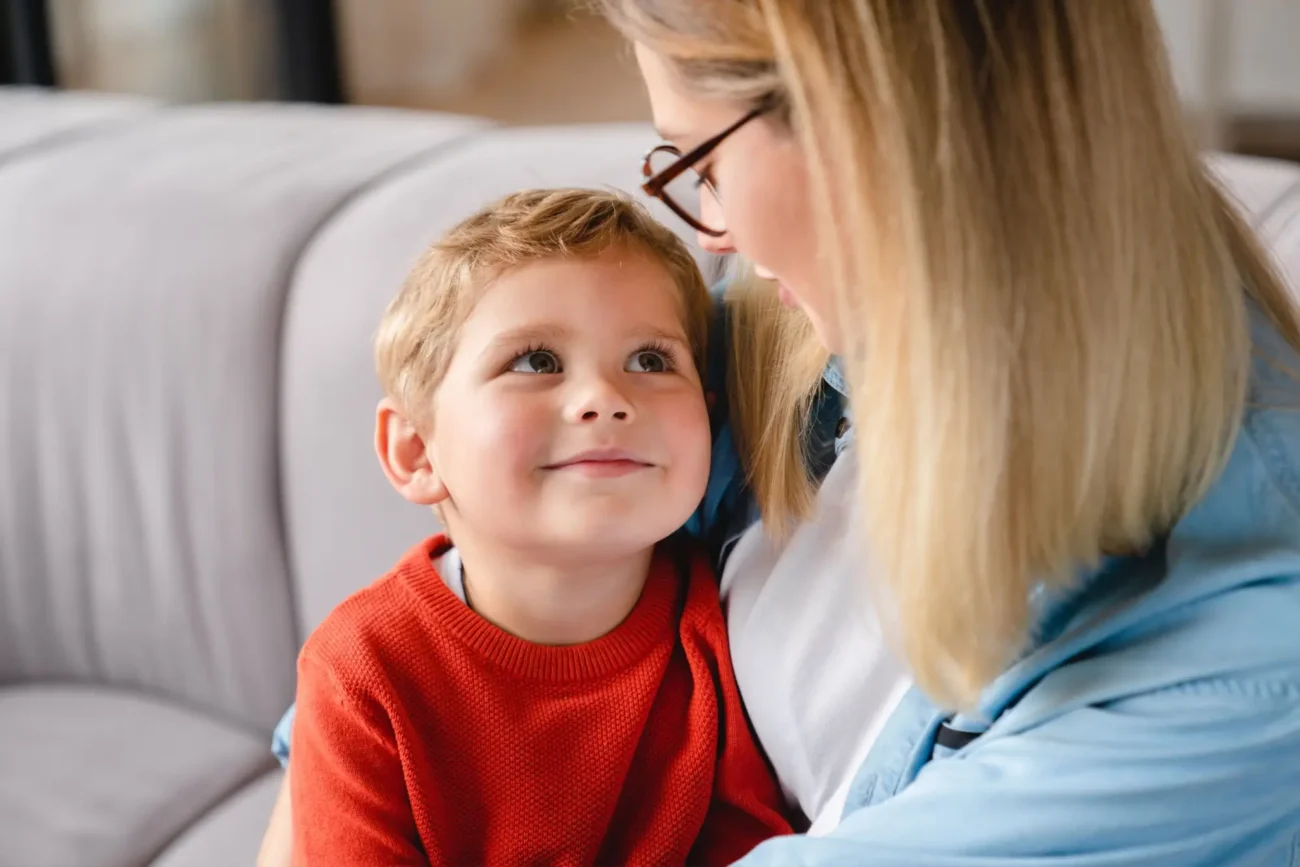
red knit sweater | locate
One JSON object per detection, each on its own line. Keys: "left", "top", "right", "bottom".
{"left": 290, "top": 535, "right": 791, "bottom": 866}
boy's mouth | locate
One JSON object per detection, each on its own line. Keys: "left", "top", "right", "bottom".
{"left": 544, "top": 448, "right": 654, "bottom": 478}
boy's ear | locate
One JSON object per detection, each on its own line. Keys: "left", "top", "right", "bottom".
{"left": 375, "top": 398, "right": 449, "bottom": 506}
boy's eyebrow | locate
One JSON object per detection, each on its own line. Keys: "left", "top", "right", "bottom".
{"left": 480, "top": 324, "right": 692, "bottom": 358}
{"left": 481, "top": 324, "right": 573, "bottom": 358}
{"left": 637, "top": 326, "right": 691, "bottom": 348}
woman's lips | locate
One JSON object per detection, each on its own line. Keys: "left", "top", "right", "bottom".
{"left": 754, "top": 264, "right": 798, "bottom": 309}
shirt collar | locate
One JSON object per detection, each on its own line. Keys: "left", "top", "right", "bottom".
{"left": 822, "top": 356, "right": 849, "bottom": 397}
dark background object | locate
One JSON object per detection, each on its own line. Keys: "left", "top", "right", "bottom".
{"left": 270, "top": 0, "right": 345, "bottom": 103}
{"left": 1, "top": 0, "right": 58, "bottom": 86}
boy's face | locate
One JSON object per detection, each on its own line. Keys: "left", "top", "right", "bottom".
{"left": 424, "top": 247, "right": 711, "bottom": 561}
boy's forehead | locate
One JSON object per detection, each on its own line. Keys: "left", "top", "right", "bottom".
{"left": 462, "top": 251, "right": 690, "bottom": 334}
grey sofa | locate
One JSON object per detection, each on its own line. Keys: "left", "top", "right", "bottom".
{"left": 0, "top": 87, "right": 1297, "bottom": 867}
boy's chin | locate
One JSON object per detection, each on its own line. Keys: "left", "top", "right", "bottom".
{"left": 535, "top": 512, "right": 691, "bottom": 560}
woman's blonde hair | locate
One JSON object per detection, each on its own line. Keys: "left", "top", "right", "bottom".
{"left": 602, "top": 0, "right": 1300, "bottom": 708}
{"left": 375, "top": 187, "right": 711, "bottom": 426}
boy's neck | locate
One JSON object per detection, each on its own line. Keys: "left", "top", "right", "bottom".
{"left": 445, "top": 533, "right": 656, "bottom": 646}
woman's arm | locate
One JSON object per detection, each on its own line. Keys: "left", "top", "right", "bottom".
{"left": 256, "top": 776, "right": 292, "bottom": 867}
{"left": 733, "top": 679, "right": 1300, "bottom": 866}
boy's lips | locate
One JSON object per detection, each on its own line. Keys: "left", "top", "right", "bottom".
{"left": 544, "top": 448, "right": 654, "bottom": 478}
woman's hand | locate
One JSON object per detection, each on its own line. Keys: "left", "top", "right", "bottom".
{"left": 256, "top": 776, "right": 292, "bottom": 867}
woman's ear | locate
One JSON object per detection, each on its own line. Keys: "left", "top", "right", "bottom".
{"left": 375, "top": 397, "right": 449, "bottom": 506}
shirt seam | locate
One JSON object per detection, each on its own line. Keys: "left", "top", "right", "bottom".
{"left": 1241, "top": 407, "right": 1300, "bottom": 525}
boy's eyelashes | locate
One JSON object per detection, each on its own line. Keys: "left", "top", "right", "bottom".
{"left": 501, "top": 341, "right": 682, "bottom": 376}
{"left": 508, "top": 344, "right": 561, "bottom": 375}
{"left": 627, "top": 341, "right": 678, "bottom": 374}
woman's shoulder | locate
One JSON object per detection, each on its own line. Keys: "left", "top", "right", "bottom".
{"left": 1056, "top": 305, "right": 1300, "bottom": 696}
{"left": 991, "top": 381, "right": 1300, "bottom": 737}
{"left": 937, "top": 326, "right": 1300, "bottom": 782}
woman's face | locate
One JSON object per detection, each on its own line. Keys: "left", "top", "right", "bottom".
{"left": 635, "top": 44, "right": 840, "bottom": 352}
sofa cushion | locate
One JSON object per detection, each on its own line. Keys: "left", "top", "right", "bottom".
{"left": 0, "top": 685, "right": 273, "bottom": 867}
{"left": 280, "top": 123, "right": 727, "bottom": 634}
{"left": 151, "top": 770, "right": 283, "bottom": 867}
{"left": 0, "top": 102, "right": 488, "bottom": 729}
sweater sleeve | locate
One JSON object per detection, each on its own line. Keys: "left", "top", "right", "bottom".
{"left": 688, "top": 620, "right": 794, "bottom": 865}
{"left": 290, "top": 651, "right": 426, "bottom": 866}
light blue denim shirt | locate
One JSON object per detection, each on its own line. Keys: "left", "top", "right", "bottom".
{"left": 736, "top": 304, "right": 1300, "bottom": 865}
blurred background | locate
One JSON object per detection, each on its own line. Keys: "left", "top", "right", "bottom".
{"left": 1, "top": 0, "right": 1298, "bottom": 155}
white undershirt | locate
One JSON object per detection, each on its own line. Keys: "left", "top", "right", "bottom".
{"left": 436, "top": 546, "right": 467, "bottom": 603}
{"left": 721, "top": 446, "right": 912, "bottom": 835}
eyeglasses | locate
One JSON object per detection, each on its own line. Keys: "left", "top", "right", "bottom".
{"left": 641, "top": 98, "right": 775, "bottom": 237}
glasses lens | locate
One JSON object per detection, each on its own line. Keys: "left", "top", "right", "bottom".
{"left": 647, "top": 148, "right": 723, "bottom": 234}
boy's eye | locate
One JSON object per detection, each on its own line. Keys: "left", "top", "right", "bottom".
{"left": 626, "top": 349, "right": 671, "bottom": 373}
{"left": 509, "top": 349, "right": 561, "bottom": 374}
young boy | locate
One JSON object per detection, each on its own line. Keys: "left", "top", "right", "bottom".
{"left": 290, "top": 189, "right": 791, "bottom": 866}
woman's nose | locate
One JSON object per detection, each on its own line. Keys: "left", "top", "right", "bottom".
{"left": 696, "top": 191, "right": 735, "bottom": 254}
{"left": 697, "top": 229, "right": 735, "bottom": 255}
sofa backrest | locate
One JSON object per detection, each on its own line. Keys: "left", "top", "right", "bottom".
{"left": 0, "top": 90, "right": 486, "bottom": 729}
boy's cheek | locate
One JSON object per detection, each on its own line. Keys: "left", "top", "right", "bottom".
{"left": 658, "top": 397, "right": 712, "bottom": 495}
{"left": 434, "top": 403, "right": 545, "bottom": 492}
{"left": 474, "top": 404, "right": 555, "bottom": 476}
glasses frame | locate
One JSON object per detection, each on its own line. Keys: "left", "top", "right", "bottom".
{"left": 641, "top": 98, "right": 774, "bottom": 237}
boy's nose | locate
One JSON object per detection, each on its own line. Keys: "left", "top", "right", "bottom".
{"left": 568, "top": 378, "right": 635, "bottom": 424}
{"left": 581, "top": 408, "right": 629, "bottom": 421}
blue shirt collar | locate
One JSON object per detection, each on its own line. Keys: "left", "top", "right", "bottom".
{"left": 823, "top": 356, "right": 849, "bottom": 397}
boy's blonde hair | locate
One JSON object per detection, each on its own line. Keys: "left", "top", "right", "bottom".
{"left": 602, "top": 0, "right": 1300, "bottom": 709}
{"left": 375, "top": 188, "right": 712, "bottom": 424}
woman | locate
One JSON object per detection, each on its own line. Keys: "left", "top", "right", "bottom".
{"left": 263, "top": 2, "right": 1300, "bottom": 863}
